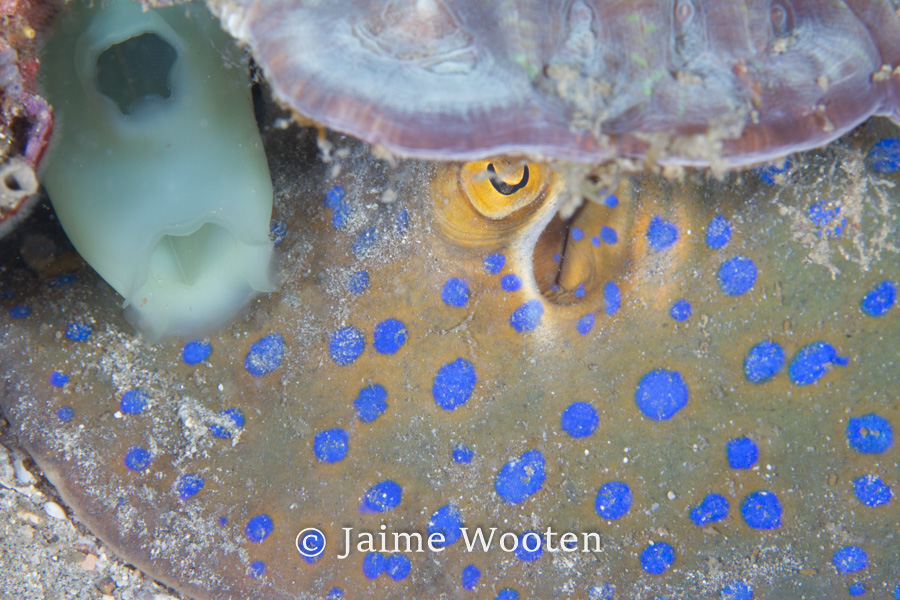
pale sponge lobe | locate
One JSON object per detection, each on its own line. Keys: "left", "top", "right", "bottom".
{"left": 40, "top": 0, "right": 275, "bottom": 338}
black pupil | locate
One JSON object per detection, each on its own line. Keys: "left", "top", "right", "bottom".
{"left": 487, "top": 163, "right": 530, "bottom": 196}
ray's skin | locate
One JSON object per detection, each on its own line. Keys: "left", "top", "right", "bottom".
{"left": 0, "top": 121, "right": 899, "bottom": 599}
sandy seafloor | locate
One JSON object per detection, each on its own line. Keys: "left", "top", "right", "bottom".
{"left": 0, "top": 435, "right": 186, "bottom": 600}
{"left": 1, "top": 422, "right": 187, "bottom": 600}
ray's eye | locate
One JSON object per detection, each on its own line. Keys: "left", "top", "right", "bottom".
{"left": 430, "top": 158, "right": 558, "bottom": 250}
{"left": 487, "top": 162, "right": 529, "bottom": 195}
{"left": 460, "top": 159, "right": 545, "bottom": 219}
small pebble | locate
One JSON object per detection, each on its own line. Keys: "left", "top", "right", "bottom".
{"left": 96, "top": 575, "right": 117, "bottom": 594}
{"left": 43, "top": 501, "right": 66, "bottom": 520}
{"left": 80, "top": 554, "right": 98, "bottom": 571}
{"left": 20, "top": 511, "right": 43, "bottom": 526}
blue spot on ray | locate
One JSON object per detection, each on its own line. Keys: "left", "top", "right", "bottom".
{"left": 432, "top": 359, "right": 476, "bottom": 410}
{"left": 452, "top": 445, "right": 474, "bottom": 464}
{"left": 461, "top": 564, "right": 480, "bottom": 590}
{"left": 428, "top": 504, "right": 463, "bottom": 547}
{"left": 641, "top": 542, "right": 675, "bottom": 574}
{"left": 182, "top": 340, "right": 211, "bottom": 365}
{"left": 298, "top": 529, "right": 325, "bottom": 565}
{"left": 56, "top": 406, "right": 74, "bottom": 422}
{"left": 595, "top": 481, "right": 632, "bottom": 520}
{"left": 604, "top": 282, "right": 621, "bottom": 315}
{"left": 483, "top": 253, "right": 506, "bottom": 274}
{"left": 348, "top": 270, "right": 369, "bottom": 295}
{"left": 670, "top": 299, "right": 691, "bottom": 321}
{"left": 324, "top": 186, "right": 345, "bottom": 209}
{"left": 352, "top": 227, "right": 378, "bottom": 256}
{"left": 848, "top": 583, "right": 866, "bottom": 597}
{"left": 8, "top": 305, "right": 29, "bottom": 318}
{"left": 577, "top": 313, "right": 596, "bottom": 335}
{"left": 501, "top": 273, "right": 522, "bottom": 292}
{"left": 571, "top": 227, "right": 584, "bottom": 241}
{"left": 124, "top": 446, "right": 152, "bottom": 472}
{"left": 48, "top": 274, "right": 76, "bottom": 288}
{"left": 496, "top": 588, "right": 519, "bottom": 600}
{"left": 364, "top": 480, "right": 402, "bottom": 512}
{"left": 808, "top": 202, "right": 846, "bottom": 238}
{"left": 329, "top": 327, "right": 365, "bottom": 365}
{"left": 209, "top": 408, "right": 245, "bottom": 439}
{"left": 386, "top": 554, "right": 411, "bottom": 580}
{"left": 373, "top": 318, "right": 407, "bottom": 355}
{"left": 741, "top": 490, "right": 782, "bottom": 529}
{"left": 852, "top": 475, "right": 892, "bottom": 507}
{"left": 65, "top": 322, "right": 91, "bottom": 342}
{"left": 325, "top": 186, "right": 350, "bottom": 229}
{"left": 245, "top": 515, "right": 274, "bottom": 543}
{"left": 269, "top": 220, "right": 287, "bottom": 246}
{"left": 561, "top": 402, "right": 599, "bottom": 438}
{"left": 442, "top": 278, "right": 469, "bottom": 307}
{"left": 721, "top": 581, "right": 753, "bottom": 600}
{"left": 176, "top": 474, "right": 204, "bottom": 500}
{"left": 690, "top": 493, "right": 729, "bottom": 526}
{"left": 846, "top": 413, "right": 893, "bottom": 454}
{"left": 245, "top": 334, "right": 284, "bottom": 376}
{"left": 314, "top": 428, "right": 349, "bottom": 463}
{"left": 354, "top": 384, "right": 388, "bottom": 423}
{"left": 362, "top": 552, "right": 385, "bottom": 579}
{"left": 743, "top": 341, "right": 784, "bottom": 383}
{"left": 706, "top": 215, "right": 732, "bottom": 249}
{"left": 861, "top": 281, "right": 896, "bottom": 317}
{"left": 635, "top": 369, "right": 688, "bottom": 421}
{"left": 119, "top": 389, "right": 148, "bottom": 415}
{"left": 788, "top": 342, "right": 847, "bottom": 385}
{"left": 600, "top": 225, "right": 618, "bottom": 245}
{"left": 588, "top": 583, "right": 615, "bottom": 600}
{"left": 647, "top": 216, "right": 678, "bottom": 252}
{"left": 50, "top": 371, "right": 68, "bottom": 387}
{"left": 515, "top": 531, "right": 543, "bottom": 561}
{"left": 510, "top": 299, "right": 544, "bottom": 332}
{"left": 832, "top": 546, "right": 868, "bottom": 573}
{"left": 495, "top": 450, "right": 545, "bottom": 504}
{"left": 249, "top": 560, "right": 265, "bottom": 579}
{"left": 727, "top": 437, "right": 759, "bottom": 469}
{"left": 718, "top": 256, "right": 757, "bottom": 296}
{"left": 756, "top": 157, "right": 791, "bottom": 184}
{"left": 866, "top": 138, "right": 900, "bottom": 174}
{"left": 396, "top": 209, "right": 410, "bottom": 234}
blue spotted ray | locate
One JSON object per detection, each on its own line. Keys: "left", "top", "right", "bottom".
{"left": 1, "top": 121, "right": 899, "bottom": 600}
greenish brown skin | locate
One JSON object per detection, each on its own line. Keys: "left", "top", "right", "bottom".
{"left": 0, "top": 120, "right": 899, "bottom": 600}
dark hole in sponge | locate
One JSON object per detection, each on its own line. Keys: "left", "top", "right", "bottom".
{"left": 96, "top": 33, "right": 177, "bottom": 115}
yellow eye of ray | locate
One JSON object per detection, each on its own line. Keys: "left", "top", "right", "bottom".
{"left": 460, "top": 159, "right": 547, "bottom": 219}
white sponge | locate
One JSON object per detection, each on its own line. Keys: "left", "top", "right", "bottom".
{"left": 40, "top": 0, "right": 275, "bottom": 338}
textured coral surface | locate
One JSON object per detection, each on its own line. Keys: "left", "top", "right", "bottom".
{"left": 227, "top": 0, "right": 900, "bottom": 165}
